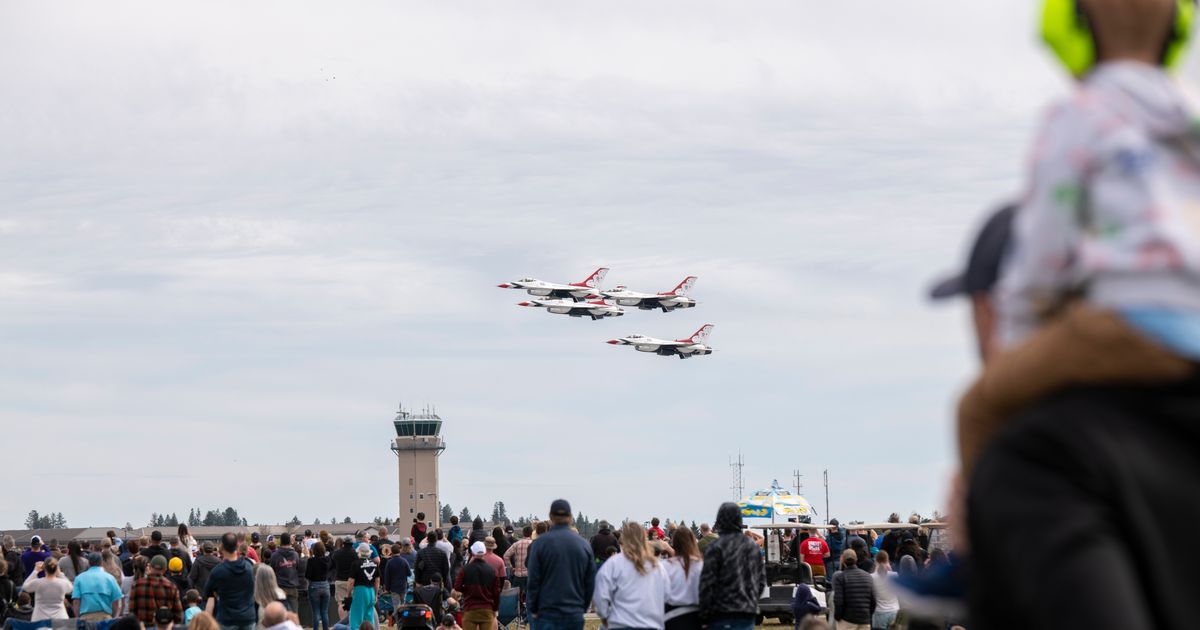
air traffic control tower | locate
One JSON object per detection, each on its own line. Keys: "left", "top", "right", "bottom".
{"left": 391, "top": 405, "right": 445, "bottom": 529}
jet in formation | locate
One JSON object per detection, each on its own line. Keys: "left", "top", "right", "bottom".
{"left": 607, "top": 324, "right": 715, "bottom": 359}
{"left": 599, "top": 276, "right": 697, "bottom": 312}
{"left": 517, "top": 298, "right": 625, "bottom": 320}
{"left": 497, "top": 268, "right": 609, "bottom": 302}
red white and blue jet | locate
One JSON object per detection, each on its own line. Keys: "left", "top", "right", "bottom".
{"left": 599, "top": 276, "right": 697, "bottom": 313}
{"left": 497, "top": 268, "right": 608, "bottom": 302}
{"left": 606, "top": 324, "right": 715, "bottom": 359}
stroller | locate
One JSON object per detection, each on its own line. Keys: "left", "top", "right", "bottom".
{"left": 395, "top": 604, "right": 436, "bottom": 630}
{"left": 377, "top": 591, "right": 398, "bottom": 626}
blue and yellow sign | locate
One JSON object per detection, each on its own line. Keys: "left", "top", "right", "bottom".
{"left": 740, "top": 505, "right": 772, "bottom": 518}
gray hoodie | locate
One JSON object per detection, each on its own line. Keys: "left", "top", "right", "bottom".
{"left": 997, "top": 61, "right": 1200, "bottom": 347}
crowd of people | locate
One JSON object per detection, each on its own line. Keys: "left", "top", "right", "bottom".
{"left": 1, "top": 502, "right": 962, "bottom": 630}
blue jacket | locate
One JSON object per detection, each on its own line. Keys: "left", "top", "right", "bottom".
{"left": 526, "top": 524, "right": 595, "bottom": 617}
{"left": 383, "top": 555, "right": 411, "bottom": 593}
{"left": 791, "top": 583, "right": 821, "bottom": 617}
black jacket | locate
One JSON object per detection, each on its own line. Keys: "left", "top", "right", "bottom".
{"left": 698, "top": 503, "right": 766, "bottom": 619}
{"left": 589, "top": 529, "right": 619, "bottom": 559}
{"left": 332, "top": 546, "right": 358, "bottom": 581}
{"left": 968, "top": 380, "right": 1200, "bottom": 630}
{"left": 468, "top": 518, "right": 488, "bottom": 545}
{"left": 526, "top": 523, "right": 595, "bottom": 617}
{"left": 189, "top": 554, "right": 220, "bottom": 594}
{"left": 832, "top": 567, "right": 875, "bottom": 624}
{"left": 415, "top": 544, "right": 450, "bottom": 586}
{"left": 269, "top": 547, "right": 301, "bottom": 589}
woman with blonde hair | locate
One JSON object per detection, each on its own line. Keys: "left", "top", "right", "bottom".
{"left": 189, "top": 610, "right": 221, "bottom": 630}
{"left": 254, "top": 564, "right": 289, "bottom": 622}
{"left": 22, "top": 557, "right": 73, "bottom": 620}
{"left": 663, "top": 527, "right": 703, "bottom": 630}
{"left": 594, "top": 522, "right": 667, "bottom": 630}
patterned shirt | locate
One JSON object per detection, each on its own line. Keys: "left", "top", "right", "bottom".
{"left": 503, "top": 538, "right": 532, "bottom": 578}
{"left": 129, "top": 574, "right": 183, "bottom": 625}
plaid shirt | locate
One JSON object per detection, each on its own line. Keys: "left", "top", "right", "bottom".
{"left": 129, "top": 574, "right": 183, "bottom": 625}
{"left": 503, "top": 538, "right": 531, "bottom": 577}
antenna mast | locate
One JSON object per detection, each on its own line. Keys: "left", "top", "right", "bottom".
{"left": 729, "top": 452, "right": 744, "bottom": 501}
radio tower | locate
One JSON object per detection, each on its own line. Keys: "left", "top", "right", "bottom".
{"left": 793, "top": 469, "right": 804, "bottom": 495}
{"left": 729, "top": 452, "right": 744, "bottom": 501}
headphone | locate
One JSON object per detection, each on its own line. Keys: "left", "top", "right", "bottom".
{"left": 1042, "top": 0, "right": 1196, "bottom": 77}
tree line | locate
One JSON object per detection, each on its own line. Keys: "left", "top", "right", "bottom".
{"left": 25, "top": 510, "right": 67, "bottom": 529}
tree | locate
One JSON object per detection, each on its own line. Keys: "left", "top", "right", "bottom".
{"left": 52, "top": 513, "right": 67, "bottom": 528}
{"left": 188, "top": 509, "right": 201, "bottom": 527}
{"left": 25, "top": 510, "right": 42, "bottom": 529}
{"left": 314, "top": 518, "right": 322, "bottom": 525}
{"left": 491, "top": 502, "right": 509, "bottom": 525}
{"left": 287, "top": 516, "right": 302, "bottom": 527}
{"left": 459, "top": 507, "right": 472, "bottom": 522}
{"left": 343, "top": 517, "right": 352, "bottom": 524}
{"left": 441, "top": 505, "right": 454, "bottom": 523}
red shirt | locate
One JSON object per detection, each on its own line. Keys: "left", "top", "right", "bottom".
{"left": 799, "top": 537, "right": 829, "bottom": 567}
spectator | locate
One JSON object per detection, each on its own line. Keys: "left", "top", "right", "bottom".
{"left": 183, "top": 589, "right": 203, "bottom": 625}
{"left": 648, "top": 518, "right": 666, "bottom": 542}
{"left": 178, "top": 525, "right": 197, "bottom": 559}
{"left": 593, "top": 522, "right": 666, "bottom": 630}
{"left": 262, "top": 601, "right": 302, "bottom": 630}
{"left": 697, "top": 503, "right": 766, "bottom": 630}
{"left": 663, "top": 526, "right": 703, "bottom": 630}
{"left": 166, "top": 557, "right": 192, "bottom": 605}
{"left": 154, "top": 605, "right": 178, "bottom": 630}
{"left": 0, "top": 558, "right": 13, "bottom": 607}
{"left": 20, "top": 535, "right": 52, "bottom": 577}
{"left": 347, "top": 544, "right": 379, "bottom": 630}
{"left": 2, "top": 536, "right": 23, "bottom": 584}
{"left": 8, "top": 592, "right": 33, "bottom": 622}
{"left": 72, "top": 549, "right": 123, "bottom": 619}
{"left": 129, "top": 556, "right": 183, "bottom": 626}
{"left": 793, "top": 528, "right": 830, "bottom": 578}
{"left": 696, "top": 525, "right": 718, "bottom": 554}
{"left": 382, "top": 543, "right": 411, "bottom": 615}
{"left": 832, "top": 550, "right": 874, "bottom": 630}
{"left": 376, "top": 527, "right": 393, "bottom": 549}
{"left": 190, "top": 611, "right": 220, "bottom": 630}
{"left": 411, "top": 514, "right": 428, "bottom": 544}
{"left": 436, "top": 612, "right": 462, "bottom": 630}
{"left": 270, "top": 533, "right": 302, "bottom": 613}
{"left": 481, "top": 537, "right": 507, "bottom": 584}
{"left": 469, "top": 517, "right": 488, "bottom": 545}
{"left": 491, "top": 527, "right": 511, "bottom": 559}
{"left": 848, "top": 538, "right": 875, "bottom": 574}
{"left": 455, "top": 542, "right": 503, "bottom": 630}
{"left": 590, "top": 522, "right": 619, "bottom": 564}
{"left": 142, "top": 531, "right": 170, "bottom": 562}
{"left": 307, "top": 541, "right": 334, "bottom": 630}
{"left": 434, "top": 529, "right": 454, "bottom": 565}
{"left": 526, "top": 499, "right": 595, "bottom": 630}
{"left": 447, "top": 516, "right": 463, "bottom": 547}
{"left": 169, "top": 537, "right": 193, "bottom": 576}
{"left": 398, "top": 538, "right": 417, "bottom": 570}
{"left": 790, "top": 583, "right": 821, "bottom": 630}
{"left": 332, "top": 536, "right": 358, "bottom": 607}
{"left": 122, "top": 540, "right": 141, "bottom": 577}
{"left": 22, "top": 557, "right": 72, "bottom": 620}
{"left": 189, "top": 541, "right": 220, "bottom": 595}
{"left": 412, "top": 574, "right": 450, "bottom": 623}
{"left": 824, "top": 520, "right": 846, "bottom": 578}
{"left": 101, "top": 549, "right": 124, "bottom": 592}
{"left": 416, "top": 531, "right": 450, "bottom": 587}
{"left": 871, "top": 552, "right": 899, "bottom": 630}
{"left": 203, "top": 533, "right": 257, "bottom": 630}
{"left": 61, "top": 541, "right": 88, "bottom": 582}
{"left": 503, "top": 525, "right": 534, "bottom": 599}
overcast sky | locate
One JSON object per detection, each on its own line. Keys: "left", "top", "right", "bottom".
{"left": 5, "top": 1, "right": 1188, "bottom": 530}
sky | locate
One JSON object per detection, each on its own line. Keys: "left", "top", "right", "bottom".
{"left": 4, "top": 1, "right": 1188, "bottom": 530}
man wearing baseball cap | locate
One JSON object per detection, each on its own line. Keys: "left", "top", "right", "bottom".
{"left": 933, "top": 204, "right": 1200, "bottom": 627}
{"left": 129, "top": 556, "right": 183, "bottom": 626}
{"left": 526, "top": 499, "right": 594, "bottom": 630}
{"left": 454, "top": 542, "right": 503, "bottom": 630}
{"left": 20, "top": 535, "right": 52, "bottom": 577}
{"left": 72, "top": 552, "right": 123, "bottom": 620}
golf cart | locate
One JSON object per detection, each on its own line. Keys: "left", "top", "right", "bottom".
{"left": 750, "top": 522, "right": 928, "bottom": 626}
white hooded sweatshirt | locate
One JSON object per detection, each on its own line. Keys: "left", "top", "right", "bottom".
{"left": 997, "top": 61, "right": 1200, "bottom": 348}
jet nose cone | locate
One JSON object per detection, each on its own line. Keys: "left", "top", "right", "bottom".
{"left": 517, "top": 301, "right": 531, "bottom": 307}
{"left": 497, "top": 283, "right": 511, "bottom": 288}
{"left": 606, "top": 339, "right": 620, "bottom": 344}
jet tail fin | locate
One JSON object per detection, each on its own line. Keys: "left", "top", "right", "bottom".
{"left": 670, "top": 276, "right": 698, "bottom": 296}
{"left": 576, "top": 267, "right": 609, "bottom": 288}
{"left": 679, "top": 324, "right": 714, "bottom": 344}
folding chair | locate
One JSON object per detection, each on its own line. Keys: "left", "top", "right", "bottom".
{"left": 496, "top": 587, "right": 521, "bottom": 630}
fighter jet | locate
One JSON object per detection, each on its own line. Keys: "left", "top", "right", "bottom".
{"left": 517, "top": 298, "right": 625, "bottom": 320}
{"left": 497, "top": 268, "right": 609, "bottom": 302}
{"left": 606, "top": 324, "right": 715, "bottom": 359}
{"left": 599, "top": 276, "right": 698, "bottom": 312}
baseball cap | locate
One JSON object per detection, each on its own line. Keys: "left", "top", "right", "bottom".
{"left": 251, "top": 532, "right": 260, "bottom": 543}
{"left": 549, "top": 499, "right": 572, "bottom": 517}
{"left": 168, "top": 557, "right": 184, "bottom": 573}
{"left": 30, "top": 535, "right": 42, "bottom": 545}
{"left": 150, "top": 555, "right": 168, "bottom": 571}
{"left": 202, "top": 541, "right": 214, "bottom": 553}
{"left": 470, "top": 541, "right": 486, "bottom": 556}
{"left": 929, "top": 203, "right": 1017, "bottom": 300}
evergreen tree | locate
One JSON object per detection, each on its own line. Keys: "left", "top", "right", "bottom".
{"left": 491, "top": 501, "right": 509, "bottom": 525}
{"left": 343, "top": 517, "right": 352, "bottom": 524}
{"left": 459, "top": 507, "right": 472, "bottom": 522}
{"left": 287, "top": 516, "right": 302, "bottom": 527}
{"left": 441, "top": 505, "right": 454, "bottom": 523}
{"left": 314, "top": 517, "right": 322, "bottom": 525}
